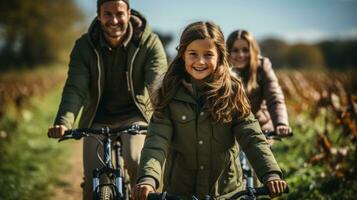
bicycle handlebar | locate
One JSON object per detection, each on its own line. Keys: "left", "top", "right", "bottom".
{"left": 263, "top": 130, "right": 293, "bottom": 141}
{"left": 147, "top": 185, "right": 289, "bottom": 200}
{"left": 58, "top": 124, "right": 148, "bottom": 142}
{"left": 228, "top": 185, "right": 289, "bottom": 200}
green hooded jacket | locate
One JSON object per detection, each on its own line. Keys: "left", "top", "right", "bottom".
{"left": 54, "top": 10, "right": 167, "bottom": 128}
{"left": 138, "top": 84, "right": 283, "bottom": 200}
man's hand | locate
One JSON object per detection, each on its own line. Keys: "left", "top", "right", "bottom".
{"left": 47, "top": 125, "right": 68, "bottom": 138}
{"left": 133, "top": 184, "right": 155, "bottom": 200}
{"left": 275, "top": 125, "right": 292, "bottom": 137}
{"left": 266, "top": 179, "right": 287, "bottom": 198}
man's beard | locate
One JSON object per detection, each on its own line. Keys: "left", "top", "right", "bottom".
{"left": 102, "top": 23, "right": 128, "bottom": 38}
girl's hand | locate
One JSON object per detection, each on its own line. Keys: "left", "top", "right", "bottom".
{"left": 266, "top": 179, "right": 287, "bottom": 198}
{"left": 275, "top": 125, "right": 292, "bottom": 137}
{"left": 133, "top": 184, "right": 155, "bottom": 200}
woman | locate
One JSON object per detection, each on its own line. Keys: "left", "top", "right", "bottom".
{"left": 226, "top": 29, "right": 291, "bottom": 136}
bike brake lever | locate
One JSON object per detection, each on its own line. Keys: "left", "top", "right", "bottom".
{"left": 58, "top": 130, "right": 86, "bottom": 142}
{"left": 58, "top": 135, "right": 72, "bottom": 142}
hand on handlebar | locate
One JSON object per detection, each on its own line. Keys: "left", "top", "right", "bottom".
{"left": 133, "top": 184, "right": 155, "bottom": 200}
{"left": 47, "top": 125, "right": 68, "bottom": 138}
{"left": 275, "top": 125, "right": 292, "bottom": 137}
{"left": 266, "top": 179, "right": 287, "bottom": 198}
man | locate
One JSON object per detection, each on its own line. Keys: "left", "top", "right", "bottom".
{"left": 47, "top": 0, "right": 167, "bottom": 199}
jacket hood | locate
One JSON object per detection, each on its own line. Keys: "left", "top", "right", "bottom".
{"left": 87, "top": 9, "right": 150, "bottom": 48}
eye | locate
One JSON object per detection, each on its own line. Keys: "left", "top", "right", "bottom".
{"left": 188, "top": 52, "right": 197, "bottom": 57}
{"left": 231, "top": 48, "right": 239, "bottom": 53}
{"left": 116, "top": 12, "right": 125, "bottom": 17}
{"left": 205, "top": 53, "right": 214, "bottom": 58}
{"left": 242, "top": 48, "right": 249, "bottom": 53}
{"left": 103, "top": 12, "right": 112, "bottom": 18}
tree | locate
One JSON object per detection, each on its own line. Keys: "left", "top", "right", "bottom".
{"left": 0, "top": 0, "right": 84, "bottom": 69}
{"left": 318, "top": 40, "right": 357, "bottom": 69}
{"left": 286, "top": 43, "right": 325, "bottom": 69}
{"left": 260, "top": 38, "right": 289, "bottom": 68}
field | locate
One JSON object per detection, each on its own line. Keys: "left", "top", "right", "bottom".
{"left": 0, "top": 67, "right": 356, "bottom": 199}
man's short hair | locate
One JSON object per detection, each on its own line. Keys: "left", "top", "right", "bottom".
{"left": 97, "top": 0, "right": 130, "bottom": 13}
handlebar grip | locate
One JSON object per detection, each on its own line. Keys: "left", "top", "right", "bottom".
{"left": 254, "top": 186, "right": 270, "bottom": 196}
{"left": 148, "top": 192, "right": 181, "bottom": 200}
{"left": 263, "top": 130, "right": 293, "bottom": 138}
{"left": 255, "top": 185, "right": 290, "bottom": 196}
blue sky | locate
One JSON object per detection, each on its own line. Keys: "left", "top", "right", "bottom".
{"left": 76, "top": 0, "right": 357, "bottom": 53}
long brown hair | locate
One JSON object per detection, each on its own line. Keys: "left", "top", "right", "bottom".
{"left": 152, "top": 21, "right": 250, "bottom": 123}
{"left": 226, "top": 29, "right": 261, "bottom": 93}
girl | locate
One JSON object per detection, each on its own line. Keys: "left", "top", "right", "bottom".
{"left": 134, "top": 21, "right": 286, "bottom": 200}
{"left": 226, "top": 29, "right": 291, "bottom": 136}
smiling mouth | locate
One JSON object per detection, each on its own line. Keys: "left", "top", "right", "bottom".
{"left": 192, "top": 66, "right": 208, "bottom": 72}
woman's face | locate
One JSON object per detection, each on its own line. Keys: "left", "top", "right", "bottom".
{"left": 183, "top": 39, "right": 218, "bottom": 80}
{"left": 229, "top": 39, "right": 250, "bottom": 69}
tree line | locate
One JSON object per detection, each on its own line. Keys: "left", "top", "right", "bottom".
{"left": 0, "top": 0, "right": 355, "bottom": 70}
{"left": 260, "top": 38, "right": 357, "bottom": 70}
{"left": 0, "top": 0, "right": 84, "bottom": 70}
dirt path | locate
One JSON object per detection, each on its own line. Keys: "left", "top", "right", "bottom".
{"left": 51, "top": 141, "right": 83, "bottom": 200}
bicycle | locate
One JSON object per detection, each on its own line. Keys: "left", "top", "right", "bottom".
{"left": 58, "top": 124, "right": 147, "bottom": 200}
{"left": 240, "top": 130, "right": 293, "bottom": 193}
{"left": 147, "top": 185, "right": 289, "bottom": 200}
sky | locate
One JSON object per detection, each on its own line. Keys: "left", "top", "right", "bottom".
{"left": 76, "top": 0, "right": 357, "bottom": 54}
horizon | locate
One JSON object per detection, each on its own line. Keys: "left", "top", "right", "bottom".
{"left": 76, "top": 0, "right": 357, "bottom": 54}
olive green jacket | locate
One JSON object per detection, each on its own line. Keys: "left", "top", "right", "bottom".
{"left": 54, "top": 10, "right": 167, "bottom": 128}
{"left": 138, "top": 85, "right": 283, "bottom": 200}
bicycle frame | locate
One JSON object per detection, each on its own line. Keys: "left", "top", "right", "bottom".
{"left": 59, "top": 124, "right": 147, "bottom": 200}
{"left": 239, "top": 130, "right": 293, "bottom": 192}
{"left": 92, "top": 132, "right": 124, "bottom": 200}
{"left": 239, "top": 151, "right": 254, "bottom": 189}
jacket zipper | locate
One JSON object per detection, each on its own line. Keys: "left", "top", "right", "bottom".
{"left": 88, "top": 49, "right": 102, "bottom": 127}
{"left": 127, "top": 47, "right": 147, "bottom": 120}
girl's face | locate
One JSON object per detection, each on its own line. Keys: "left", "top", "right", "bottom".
{"left": 183, "top": 39, "right": 218, "bottom": 80}
{"left": 229, "top": 39, "right": 250, "bottom": 69}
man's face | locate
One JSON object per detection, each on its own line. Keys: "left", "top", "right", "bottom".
{"left": 98, "top": 1, "right": 131, "bottom": 39}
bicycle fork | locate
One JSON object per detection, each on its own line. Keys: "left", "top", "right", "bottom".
{"left": 114, "top": 140, "right": 124, "bottom": 199}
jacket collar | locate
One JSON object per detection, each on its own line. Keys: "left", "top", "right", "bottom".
{"left": 172, "top": 84, "right": 197, "bottom": 104}
{"left": 172, "top": 83, "right": 209, "bottom": 110}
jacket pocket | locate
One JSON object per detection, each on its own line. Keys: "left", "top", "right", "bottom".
{"left": 165, "top": 157, "right": 195, "bottom": 196}
{"left": 164, "top": 151, "right": 177, "bottom": 187}
{"left": 214, "top": 154, "right": 241, "bottom": 197}
{"left": 170, "top": 105, "right": 197, "bottom": 150}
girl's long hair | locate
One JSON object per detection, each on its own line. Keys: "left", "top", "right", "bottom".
{"left": 226, "top": 29, "right": 261, "bottom": 93}
{"left": 152, "top": 21, "right": 250, "bottom": 123}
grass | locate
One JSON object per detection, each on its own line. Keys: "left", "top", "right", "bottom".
{"left": 272, "top": 105, "right": 357, "bottom": 199}
{"left": 0, "top": 86, "right": 73, "bottom": 200}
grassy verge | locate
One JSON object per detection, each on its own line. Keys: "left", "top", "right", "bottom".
{"left": 0, "top": 86, "right": 72, "bottom": 200}
{"left": 273, "top": 107, "right": 357, "bottom": 199}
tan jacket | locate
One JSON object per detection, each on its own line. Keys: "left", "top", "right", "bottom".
{"left": 233, "top": 57, "right": 289, "bottom": 131}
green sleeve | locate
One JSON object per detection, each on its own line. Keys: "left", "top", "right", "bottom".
{"left": 54, "top": 38, "right": 90, "bottom": 129}
{"left": 233, "top": 113, "right": 283, "bottom": 181}
{"left": 137, "top": 110, "right": 173, "bottom": 189}
{"left": 144, "top": 33, "right": 168, "bottom": 94}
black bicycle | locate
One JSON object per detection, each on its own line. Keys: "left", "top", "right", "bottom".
{"left": 59, "top": 124, "right": 147, "bottom": 200}
{"left": 147, "top": 185, "right": 289, "bottom": 200}
{"left": 239, "top": 130, "right": 293, "bottom": 196}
